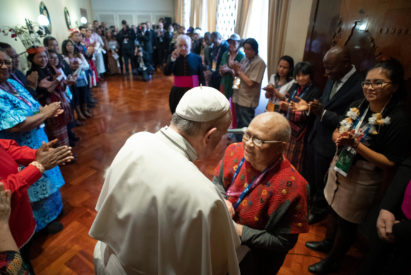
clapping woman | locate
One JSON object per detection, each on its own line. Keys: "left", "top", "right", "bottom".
{"left": 0, "top": 49, "right": 67, "bottom": 237}
{"left": 305, "top": 59, "right": 411, "bottom": 273}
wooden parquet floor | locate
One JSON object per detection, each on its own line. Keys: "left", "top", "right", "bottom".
{"left": 30, "top": 73, "right": 363, "bottom": 274}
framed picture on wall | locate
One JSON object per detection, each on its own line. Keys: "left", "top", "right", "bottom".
{"left": 64, "top": 7, "right": 72, "bottom": 30}
{"left": 39, "top": 1, "right": 52, "bottom": 34}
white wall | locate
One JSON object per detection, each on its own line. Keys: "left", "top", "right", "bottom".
{"left": 0, "top": 0, "right": 93, "bottom": 70}
{"left": 91, "top": 0, "right": 174, "bottom": 27}
{"left": 282, "top": 0, "right": 314, "bottom": 62}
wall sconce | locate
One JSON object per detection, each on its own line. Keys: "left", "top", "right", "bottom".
{"left": 358, "top": 21, "right": 368, "bottom": 31}
{"left": 37, "top": 14, "right": 49, "bottom": 26}
{"left": 80, "top": 17, "right": 88, "bottom": 24}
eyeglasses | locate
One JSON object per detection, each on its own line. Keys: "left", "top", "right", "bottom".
{"left": 0, "top": 60, "right": 12, "bottom": 66}
{"left": 243, "top": 132, "right": 284, "bottom": 147}
{"left": 361, "top": 81, "right": 392, "bottom": 89}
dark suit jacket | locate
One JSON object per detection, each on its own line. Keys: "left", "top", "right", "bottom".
{"left": 307, "top": 70, "right": 364, "bottom": 158}
{"left": 138, "top": 30, "right": 154, "bottom": 54}
{"left": 117, "top": 27, "right": 136, "bottom": 53}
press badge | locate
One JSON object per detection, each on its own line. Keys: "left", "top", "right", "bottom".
{"left": 211, "top": 61, "right": 217, "bottom": 71}
{"left": 334, "top": 147, "right": 356, "bottom": 177}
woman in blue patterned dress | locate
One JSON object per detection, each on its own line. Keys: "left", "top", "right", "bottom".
{"left": 0, "top": 49, "right": 66, "bottom": 233}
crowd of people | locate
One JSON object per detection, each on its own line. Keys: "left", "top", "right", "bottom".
{"left": 0, "top": 16, "right": 410, "bottom": 275}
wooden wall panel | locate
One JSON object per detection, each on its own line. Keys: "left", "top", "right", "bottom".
{"left": 304, "top": 0, "right": 411, "bottom": 88}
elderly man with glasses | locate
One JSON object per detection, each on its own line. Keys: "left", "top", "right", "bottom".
{"left": 213, "top": 112, "right": 309, "bottom": 275}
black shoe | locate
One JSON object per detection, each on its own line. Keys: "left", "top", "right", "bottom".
{"left": 46, "top": 221, "right": 64, "bottom": 234}
{"left": 308, "top": 258, "right": 338, "bottom": 274}
{"left": 308, "top": 212, "right": 328, "bottom": 225}
{"left": 305, "top": 240, "right": 332, "bottom": 253}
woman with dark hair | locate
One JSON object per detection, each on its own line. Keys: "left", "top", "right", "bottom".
{"left": 62, "top": 39, "right": 91, "bottom": 120}
{"left": 26, "top": 46, "right": 72, "bottom": 147}
{"left": 264, "top": 55, "right": 295, "bottom": 111}
{"left": 0, "top": 49, "right": 66, "bottom": 236}
{"left": 277, "top": 61, "right": 321, "bottom": 172}
{"left": 305, "top": 59, "right": 411, "bottom": 274}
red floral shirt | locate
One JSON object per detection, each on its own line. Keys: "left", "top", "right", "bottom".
{"left": 215, "top": 142, "right": 309, "bottom": 234}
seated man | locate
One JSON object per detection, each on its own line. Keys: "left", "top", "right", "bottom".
{"left": 90, "top": 87, "right": 240, "bottom": 275}
{"left": 213, "top": 112, "right": 309, "bottom": 275}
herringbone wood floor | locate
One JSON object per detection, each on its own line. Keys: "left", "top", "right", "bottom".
{"left": 30, "top": 73, "right": 363, "bottom": 274}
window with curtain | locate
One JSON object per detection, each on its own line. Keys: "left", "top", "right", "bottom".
{"left": 183, "top": 0, "right": 191, "bottom": 28}
{"left": 216, "top": 0, "right": 238, "bottom": 39}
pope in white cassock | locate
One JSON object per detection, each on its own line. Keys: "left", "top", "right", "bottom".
{"left": 89, "top": 87, "right": 240, "bottom": 274}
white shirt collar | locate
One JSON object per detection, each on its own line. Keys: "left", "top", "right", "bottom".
{"left": 159, "top": 126, "right": 198, "bottom": 162}
{"left": 338, "top": 65, "right": 356, "bottom": 85}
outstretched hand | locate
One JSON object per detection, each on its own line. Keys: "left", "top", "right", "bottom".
{"left": 289, "top": 97, "right": 309, "bottom": 112}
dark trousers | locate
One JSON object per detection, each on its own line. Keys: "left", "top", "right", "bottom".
{"left": 323, "top": 208, "right": 357, "bottom": 264}
{"left": 305, "top": 145, "right": 333, "bottom": 214}
{"left": 20, "top": 240, "right": 35, "bottom": 274}
{"left": 234, "top": 103, "right": 255, "bottom": 141}
{"left": 118, "top": 53, "right": 123, "bottom": 73}
{"left": 169, "top": 86, "right": 190, "bottom": 114}
{"left": 122, "top": 52, "right": 135, "bottom": 73}
{"left": 240, "top": 248, "right": 288, "bottom": 275}
{"left": 358, "top": 210, "right": 411, "bottom": 275}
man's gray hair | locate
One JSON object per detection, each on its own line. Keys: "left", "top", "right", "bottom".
{"left": 176, "top": 34, "right": 191, "bottom": 49}
{"left": 171, "top": 113, "right": 204, "bottom": 136}
{"left": 275, "top": 122, "right": 291, "bottom": 143}
{"left": 171, "top": 112, "right": 227, "bottom": 136}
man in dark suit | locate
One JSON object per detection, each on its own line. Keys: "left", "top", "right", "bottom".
{"left": 138, "top": 23, "right": 154, "bottom": 66}
{"left": 117, "top": 20, "right": 136, "bottom": 74}
{"left": 303, "top": 46, "right": 364, "bottom": 225}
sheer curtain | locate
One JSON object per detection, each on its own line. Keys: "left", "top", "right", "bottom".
{"left": 174, "top": 0, "right": 184, "bottom": 25}
{"left": 267, "top": 0, "right": 290, "bottom": 77}
{"left": 241, "top": 0, "right": 269, "bottom": 115}
{"left": 190, "top": 0, "right": 203, "bottom": 28}
{"left": 234, "top": 0, "right": 253, "bottom": 37}
{"left": 207, "top": 0, "right": 217, "bottom": 32}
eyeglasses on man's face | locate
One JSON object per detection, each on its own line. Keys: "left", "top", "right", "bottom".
{"left": 242, "top": 132, "right": 283, "bottom": 147}
{"left": 361, "top": 81, "right": 392, "bottom": 89}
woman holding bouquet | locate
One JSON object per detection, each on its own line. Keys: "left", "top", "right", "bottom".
{"left": 303, "top": 59, "right": 411, "bottom": 274}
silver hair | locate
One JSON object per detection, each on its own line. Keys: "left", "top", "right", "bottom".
{"left": 176, "top": 34, "right": 192, "bottom": 49}
{"left": 171, "top": 112, "right": 228, "bottom": 137}
{"left": 171, "top": 113, "right": 204, "bottom": 136}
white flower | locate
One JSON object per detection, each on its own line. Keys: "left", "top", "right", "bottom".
{"left": 368, "top": 116, "right": 377, "bottom": 125}
{"left": 346, "top": 109, "right": 359, "bottom": 120}
{"left": 384, "top": 116, "right": 391, "bottom": 125}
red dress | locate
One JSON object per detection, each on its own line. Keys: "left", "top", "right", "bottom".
{"left": 0, "top": 139, "right": 42, "bottom": 248}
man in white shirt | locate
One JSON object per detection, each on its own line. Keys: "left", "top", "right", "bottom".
{"left": 89, "top": 87, "right": 240, "bottom": 274}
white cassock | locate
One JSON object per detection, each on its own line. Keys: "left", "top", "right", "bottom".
{"left": 89, "top": 126, "right": 240, "bottom": 275}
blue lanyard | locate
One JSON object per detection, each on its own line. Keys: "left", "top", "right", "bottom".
{"left": 352, "top": 107, "right": 371, "bottom": 142}
{"left": 288, "top": 85, "right": 310, "bottom": 102}
{"left": 286, "top": 85, "right": 310, "bottom": 119}
{"left": 230, "top": 157, "right": 280, "bottom": 210}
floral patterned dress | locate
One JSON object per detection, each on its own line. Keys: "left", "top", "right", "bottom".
{"left": 0, "top": 79, "right": 65, "bottom": 231}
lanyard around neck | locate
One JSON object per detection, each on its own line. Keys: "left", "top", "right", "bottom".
{"left": 228, "top": 157, "right": 281, "bottom": 210}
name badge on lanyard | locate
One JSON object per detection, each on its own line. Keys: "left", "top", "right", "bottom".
{"left": 211, "top": 60, "right": 217, "bottom": 71}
